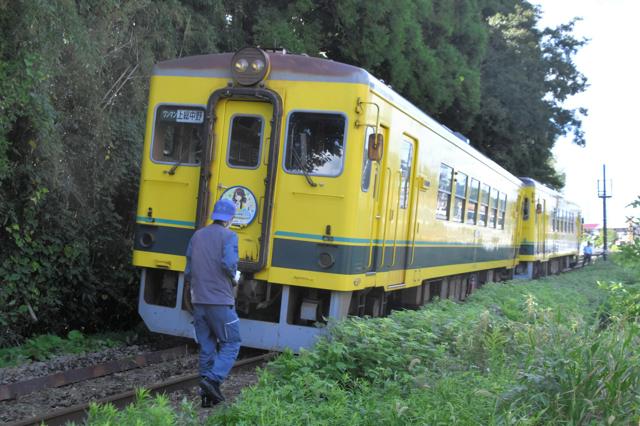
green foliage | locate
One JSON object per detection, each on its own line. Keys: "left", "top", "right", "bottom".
{"left": 594, "top": 228, "right": 619, "bottom": 249}
{"left": 207, "top": 262, "right": 640, "bottom": 424}
{"left": 616, "top": 239, "right": 640, "bottom": 272}
{"left": 0, "top": 0, "right": 227, "bottom": 346}
{"left": 84, "top": 389, "right": 200, "bottom": 426}
{"left": 0, "top": 330, "right": 124, "bottom": 367}
{"left": 598, "top": 281, "right": 640, "bottom": 323}
{"left": 469, "top": 2, "right": 587, "bottom": 189}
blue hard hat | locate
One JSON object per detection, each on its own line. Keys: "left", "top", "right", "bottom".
{"left": 211, "top": 198, "right": 236, "bottom": 222}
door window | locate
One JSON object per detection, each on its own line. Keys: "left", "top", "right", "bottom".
{"left": 399, "top": 140, "right": 413, "bottom": 209}
{"left": 227, "top": 115, "right": 264, "bottom": 168}
{"left": 361, "top": 127, "right": 374, "bottom": 192}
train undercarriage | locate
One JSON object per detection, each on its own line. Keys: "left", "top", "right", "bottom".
{"left": 139, "top": 255, "right": 578, "bottom": 352}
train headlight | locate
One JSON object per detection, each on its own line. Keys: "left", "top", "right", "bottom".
{"left": 231, "top": 47, "right": 271, "bottom": 86}
{"left": 234, "top": 58, "right": 249, "bottom": 73}
{"left": 251, "top": 59, "right": 265, "bottom": 72}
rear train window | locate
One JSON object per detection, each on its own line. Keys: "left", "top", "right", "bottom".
{"left": 284, "top": 112, "right": 346, "bottom": 177}
{"left": 151, "top": 105, "right": 205, "bottom": 165}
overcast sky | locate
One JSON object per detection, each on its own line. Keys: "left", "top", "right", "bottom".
{"left": 533, "top": 0, "right": 640, "bottom": 228}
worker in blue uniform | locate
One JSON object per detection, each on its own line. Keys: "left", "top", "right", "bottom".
{"left": 184, "top": 198, "right": 241, "bottom": 407}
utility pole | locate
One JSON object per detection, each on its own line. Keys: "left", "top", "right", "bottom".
{"left": 597, "top": 164, "right": 612, "bottom": 261}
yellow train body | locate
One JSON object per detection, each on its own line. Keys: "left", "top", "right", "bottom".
{"left": 133, "top": 49, "right": 581, "bottom": 350}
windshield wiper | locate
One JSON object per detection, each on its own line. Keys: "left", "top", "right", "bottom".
{"left": 291, "top": 149, "right": 318, "bottom": 187}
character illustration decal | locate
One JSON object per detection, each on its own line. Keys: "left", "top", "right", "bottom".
{"left": 220, "top": 186, "right": 258, "bottom": 226}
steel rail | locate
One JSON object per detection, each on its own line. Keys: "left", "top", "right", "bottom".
{"left": 9, "top": 352, "right": 274, "bottom": 426}
{"left": 1, "top": 344, "right": 196, "bottom": 401}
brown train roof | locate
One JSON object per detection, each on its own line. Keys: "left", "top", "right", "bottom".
{"left": 153, "top": 51, "right": 370, "bottom": 84}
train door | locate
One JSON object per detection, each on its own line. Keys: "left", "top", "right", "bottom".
{"left": 367, "top": 126, "right": 389, "bottom": 273}
{"left": 209, "top": 100, "right": 273, "bottom": 266}
{"left": 394, "top": 138, "right": 416, "bottom": 283}
{"left": 379, "top": 136, "right": 414, "bottom": 283}
{"left": 542, "top": 200, "right": 547, "bottom": 256}
{"left": 536, "top": 198, "right": 546, "bottom": 257}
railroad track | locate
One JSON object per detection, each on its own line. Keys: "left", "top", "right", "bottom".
{"left": 5, "top": 351, "right": 273, "bottom": 426}
{"left": 1, "top": 344, "right": 197, "bottom": 402}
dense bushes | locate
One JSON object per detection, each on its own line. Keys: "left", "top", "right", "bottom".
{"left": 0, "top": 1, "right": 225, "bottom": 346}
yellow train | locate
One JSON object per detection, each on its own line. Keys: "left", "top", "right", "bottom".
{"left": 517, "top": 178, "right": 582, "bottom": 277}
{"left": 133, "top": 48, "right": 582, "bottom": 351}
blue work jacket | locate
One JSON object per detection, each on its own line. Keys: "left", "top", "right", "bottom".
{"left": 185, "top": 223, "right": 238, "bottom": 305}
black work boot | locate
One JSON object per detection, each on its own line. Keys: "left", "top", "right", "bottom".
{"left": 201, "top": 393, "right": 213, "bottom": 408}
{"left": 200, "top": 376, "right": 225, "bottom": 404}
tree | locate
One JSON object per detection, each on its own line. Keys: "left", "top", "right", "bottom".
{"left": 0, "top": 0, "right": 228, "bottom": 345}
{"left": 468, "top": 1, "right": 587, "bottom": 188}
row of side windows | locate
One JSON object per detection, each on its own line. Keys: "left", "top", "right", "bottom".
{"left": 436, "top": 163, "right": 507, "bottom": 229}
{"left": 552, "top": 209, "right": 576, "bottom": 234}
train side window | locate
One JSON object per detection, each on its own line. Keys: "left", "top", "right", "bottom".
{"left": 571, "top": 213, "right": 575, "bottom": 233}
{"left": 361, "top": 127, "right": 374, "bottom": 192}
{"left": 151, "top": 105, "right": 205, "bottom": 165}
{"left": 466, "top": 178, "right": 480, "bottom": 224}
{"left": 436, "top": 164, "right": 453, "bottom": 220}
{"left": 489, "top": 190, "right": 499, "bottom": 228}
{"left": 478, "top": 184, "right": 490, "bottom": 226}
{"left": 399, "top": 140, "right": 413, "bottom": 209}
{"left": 227, "top": 115, "right": 263, "bottom": 168}
{"left": 452, "top": 171, "right": 467, "bottom": 222}
{"left": 498, "top": 193, "right": 507, "bottom": 229}
{"left": 284, "top": 112, "right": 346, "bottom": 177}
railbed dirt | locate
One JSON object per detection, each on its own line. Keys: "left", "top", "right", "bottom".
{"left": 0, "top": 339, "right": 265, "bottom": 424}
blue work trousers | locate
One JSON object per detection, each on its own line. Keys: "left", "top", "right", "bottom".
{"left": 193, "top": 304, "right": 241, "bottom": 383}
